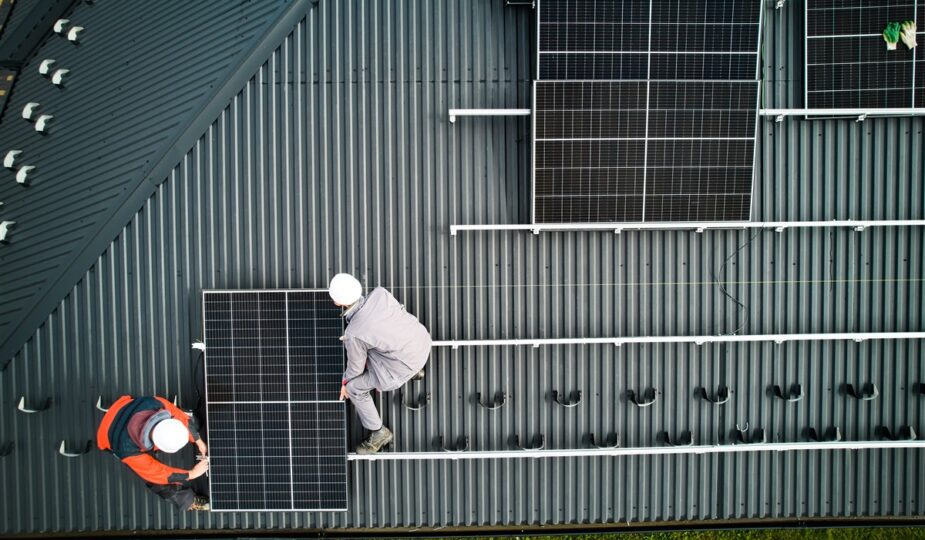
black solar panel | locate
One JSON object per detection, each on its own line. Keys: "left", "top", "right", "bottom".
{"left": 806, "top": 0, "right": 924, "bottom": 109}
{"left": 533, "top": 0, "right": 761, "bottom": 224}
{"left": 203, "top": 290, "right": 347, "bottom": 512}
{"left": 533, "top": 80, "right": 757, "bottom": 223}
{"left": 538, "top": 0, "right": 762, "bottom": 80}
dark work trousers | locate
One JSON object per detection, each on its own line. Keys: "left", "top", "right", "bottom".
{"left": 147, "top": 407, "right": 210, "bottom": 511}
{"left": 147, "top": 474, "right": 209, "bottom": 511}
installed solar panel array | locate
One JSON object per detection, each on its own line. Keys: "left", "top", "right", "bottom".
{"left": 533, "top": 0, "right": 762, "bottom": 224}
{"left": 203, "top": 290, "right": 347, "bottom": 512}
{"left": 806, "top": 0, "right": 925, "bottom": 109}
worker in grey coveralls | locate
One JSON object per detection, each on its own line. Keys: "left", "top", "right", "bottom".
{"left": 329, "top": 273, "right": 432, "bottom": 454}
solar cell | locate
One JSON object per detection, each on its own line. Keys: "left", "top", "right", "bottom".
{"left": 805, "top": 0, "right": 924, "bottom": 109}
{"left": 204, "top": 290, "right": 347, "bottom": 512}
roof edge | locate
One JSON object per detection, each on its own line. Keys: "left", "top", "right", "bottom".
{"left": 0, "top": 0, "right": 313, "bottom": 366}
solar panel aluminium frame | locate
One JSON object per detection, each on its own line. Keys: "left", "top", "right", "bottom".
{"left": 202, "top": 289, "right": 348, "bottom": 513}
{"left": 803, "top": 0, "right": 923, "bottom": 115}
{"left": 530, "top": 0, "right": 765, "bottom": 225}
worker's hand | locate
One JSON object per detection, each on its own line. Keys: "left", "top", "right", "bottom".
{"left": 188, "top": 458, "right": 209, "bottom": 479}
{"left": 196, "top": 439, "right": 208, "bottom": 457}
{"left": 339, "top": 385, "right": 349, "bottom": 401}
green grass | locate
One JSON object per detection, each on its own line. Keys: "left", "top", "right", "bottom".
{"left": 456, "top": 529, "right": 925, "bottom": 540}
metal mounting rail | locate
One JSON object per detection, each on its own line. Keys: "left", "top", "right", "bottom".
{"left": 348, "top": 439, "right": 925, "bottom": 461}
{"left": 449, "top": 219, "right": 925, "bottom": 236}
{"left": 448, "top": 108, "right": 531, "bottom": 123}
{"left": 431, "top": 332, "right": 925, "bottom": 350}
{"left": 761, "top": 108, "right": 925, "bottom": 122}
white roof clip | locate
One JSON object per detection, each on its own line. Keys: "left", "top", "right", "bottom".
{"left": 67, "top": 26, "right": 84, "bottom": 43}
{"left": 53, "top": 19, "right": 69, "bottom": 33}
{"left": 35, "top": 114, "right": 53, "bottom": 133}
{"left": 15, "top": 165, "right": 33, "bottom": 184}
{"left": 192, "top": 341, "right": 206, "bottom": 351}
{"left": 51, "top": 68, "right": 70, "bottom": 86}
{"left": 0, "top": 221, "right": 15, "bottom": 243}
{"left": 38, "top": 59, "right": 56, "bottom": 76}
{"left": 22, "top": 102, "right": 39, "bottom": 120}
{"left": 3, "top": 150, "right": 21, "bottom": 169}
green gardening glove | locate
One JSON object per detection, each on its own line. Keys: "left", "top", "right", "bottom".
{"left": 883, "top": 21, "right": 901, "bottom": 50}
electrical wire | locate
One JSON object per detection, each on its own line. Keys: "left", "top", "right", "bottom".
{"left": 712, "top": 228, "right": 763, "bottom": 336}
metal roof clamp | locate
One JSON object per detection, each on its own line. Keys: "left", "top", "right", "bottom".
{"left": 550, "top": 389, "right": 581, "bottom": 408}
{"left": 698, "top": 385, "right": 730, "bottom": 406}
{"left": 398, "top": 390, "right": 430, "bottom": 411}
{"left": 58, "top": 439, "right": 92, "bottom": 458}
{"left": 626, "top": 388, "right": 657, "bottom": 408}
{"left": 844, "top": 382, "right": 879, "bottom": 401}
{"left": 770, "top": 383, "right": 804, "bottom": 403}
{"left": 17, "top": 396, "right": 51, "bottom": 413}
{"left": 511, "top": 434, "right": 545, "bottom": 451}
{"left": 474, "top": 391, "right": 506, "bottom": 410}
{"left": 733, "top": 422, "right": 767, "bottom": 444}
{"left": 95, "top": 396, "right": 110, "bottom": 412}
{"left": 661, "top": 431, "right": 693, "bottom": 447}
{"left": 435, "top": 435, "right": 469, "bottom": 453}
{"left": 805, "top": 426, "right": 842, "bottom": 442}
{"left": 876, "top": 426, "right": 917, "bottom": 441}
{"left": 583, "top": 433, "right": 621, "bottom": 449}
{"left": 0, "top": 442, "right": 12, "bottom": 457}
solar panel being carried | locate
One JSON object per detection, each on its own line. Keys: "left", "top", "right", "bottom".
{"left": 533, "top": 0, "right": 762, "bottom": 224}
{"left": 805, "top": 0, "right": 925, "bottom": 109}
{"left": 203, "top": 290, "right": 347, "bottom": 512}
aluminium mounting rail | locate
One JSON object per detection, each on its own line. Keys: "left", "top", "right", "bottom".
{"left": 429, "top": 332, "right": 925, "bottom": 350}
{"left": 449, "top": 220, "right": 925, "bottom": 235}
{"left": 348, "top": 439, "right": 925, "bottom": 461}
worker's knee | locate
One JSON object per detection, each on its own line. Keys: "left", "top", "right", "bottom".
{"left": 345, "top": 378, "right": 372, "bottom": 400}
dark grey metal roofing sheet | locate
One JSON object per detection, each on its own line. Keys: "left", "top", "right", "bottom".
{"left": 0, "top": 0, "right": 307, "bottom": 363}
{"left": 1, "top": 0, "right": 925, "bottom": 535}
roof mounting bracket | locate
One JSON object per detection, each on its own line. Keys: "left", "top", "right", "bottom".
{"left": 95, "top": 396, "right": 110, "bottom": 412}
{"left": 511, "top": 434, "right": 545, "bottom": 451}
{"left": 770, "top": 383, "right": 804, "bottom": 402}
{"left": 806, "top": 426, "right": 842, "bottom": 442}
{"left": 698, "top": 385, "right": 730, "bottom": 405}
{"left": 436, "top": 435, "right": 470, "bottom": 452}
{"left": 474, "top": 391, "right": 506, "bottom": 410}
{"left": 877, "top": 426, "right": 917, "bottom": 441}
{"left": 58, "top": 439, "right": 91, "bottom": 458}
{"left": 627, "top": 388, "right": 657, "bottom": 408}
{"left": 734, "top": 422, "right": 767, "bottom": 444}
{"left": 844, "top": 382, "right": 879, "bottom": 401}
{"left": 17, "top": 396, "right": 51, "bottom": 413}
{"left": 550, "top": 389, "right": 581, "bottom": 408}
{"left": 583, "top": 433, "right": 621, "bottom": 449}
{"left": 661, "top": 431, "right": 694, "bottom": 447}
{"left": 398, "top": 390, "right": 430, "bottom": 411}
{"left": 856, "top": 113, "right": 868, "bottom": 122}
{"left": 0, "top": 442, "right": 12, "bottom": 457}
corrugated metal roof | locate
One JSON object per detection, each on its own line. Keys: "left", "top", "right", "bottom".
{"left": 1, "top": 0, "right": 924, "bottom": 535}
{"left": 0, "top": 0, "right": 306, "bottom": 363}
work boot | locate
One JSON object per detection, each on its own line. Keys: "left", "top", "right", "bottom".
{"left": 413, "top": 369, "right": 425, "bottom": 381}
{"left": 357, "top": 426, "right": 393, "bottom": 454}
{"left": 188, "top": 496, "right": 211, "bottom": 511}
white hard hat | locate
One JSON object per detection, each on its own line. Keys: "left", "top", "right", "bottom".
{"left": 329, "top": 273, "right": 363, "bottom": 306}
{"left": 151, "top": 418, "right": 188, "bottom": 453}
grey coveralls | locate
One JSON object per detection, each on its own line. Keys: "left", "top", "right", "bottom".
{"left": 342, "top": 287, "right": 432, "bottom": 430}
